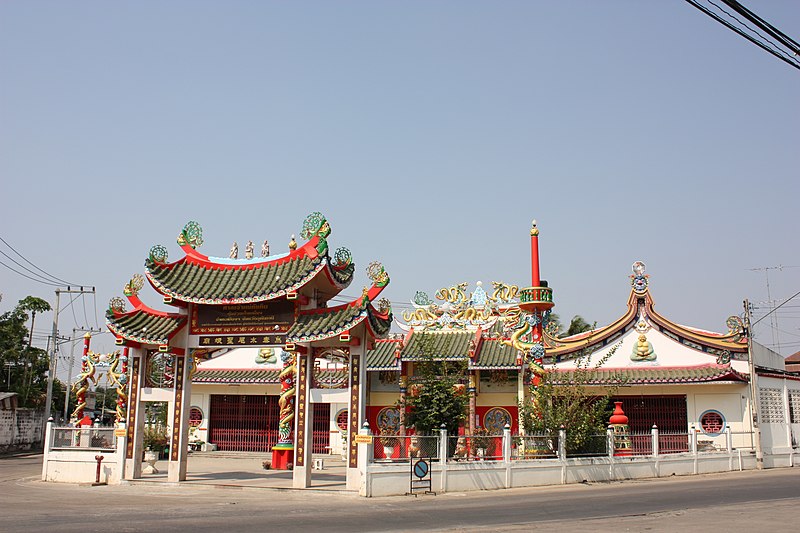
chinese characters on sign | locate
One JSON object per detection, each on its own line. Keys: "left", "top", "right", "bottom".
{"left": 348, "top": 355, "right": 360, "bottom": 468}
{"left": 198, "top": 334, "right": 288, "bottom": 347}
{"left": 295, "top": 353, "right": 307, "bottom": 467}
{"left": 126, "top": 357, "right": 141, "bottom": 460}
{"left": 170, "top": 356, "right": 185, "bottom": 462}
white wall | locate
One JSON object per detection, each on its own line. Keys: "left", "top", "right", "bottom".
{"left": 0, "top": 408, "right": 44, "bottom": 452}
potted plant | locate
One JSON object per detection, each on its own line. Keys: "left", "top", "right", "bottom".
{"left": 471, "top": 426, "right": 492, "bottom": 459}
{"left": 143, "top": 425, "right": 169, "bottom": 458}
{"left": 379, "top": 429, "right": 399, "bottom": 459}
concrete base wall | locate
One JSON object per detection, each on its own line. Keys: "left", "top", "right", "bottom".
{"left": 0, "top": 409, "right": 44, "bottom": 452}
{"left": 362, "top": 451, "right": 791, "bottom": 497}
{"left": 42, "top": 450, "right": 122, "bottom": 484}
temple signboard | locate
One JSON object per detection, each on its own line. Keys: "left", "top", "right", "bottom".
{"left": 198, "top": 334, "right": 287, "bottom": 347}
{"left": 190, "top": 300, "right": 295, "bottom": 335}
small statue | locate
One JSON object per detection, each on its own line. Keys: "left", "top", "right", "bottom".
{"left": 230, "top": 241, "right": 238, "bottom": 259}
{"left": 631, "top": 334, "right": 657, "bottom": 361}
{"left": 245, "top": 240, "right": 254, "bottom": 259}
{"left": 261, "top": 240, "right": 270, "bottom": 257}
{"left": 288, "top": 235, "right": 298, "bottom": 251}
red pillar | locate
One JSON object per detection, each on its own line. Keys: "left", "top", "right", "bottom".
{"left": 530, "top": 220, "right": 540, "bottom": 288}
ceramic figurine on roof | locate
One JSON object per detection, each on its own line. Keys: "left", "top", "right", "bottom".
{"left": 400, "top": 281, "right": 513, "bottom": 331}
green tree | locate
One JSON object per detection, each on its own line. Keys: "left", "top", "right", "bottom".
{"left": 520, "top": 343, "right": 625, "bottom": 455}
{"left": 0, "top": 297, "right": 52, "bottom": 407}
{"left": 401, "top": 333, "right": 468, "bottom": 436}
{"left": 566, "top": 315, "right": 593, "bottom": 337}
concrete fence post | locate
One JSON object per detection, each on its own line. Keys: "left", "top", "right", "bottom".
{"left": 503, "top": 424, "right": 512, "bottom": 462}
{"left": 559, "top": 426, "right": 567, "bottom": 484}
{"left": 41, "top": 417, "right": 53, "bottom": 481}
{"left": 690, "top": 425, "right": 698, "bottom": 455}
{"left": 725, "top": 427, "right": 733, "bottom": 453}
{"left": 113, "top": 423, "right": 127, "bottom": 484}
{"left": 503, "top": 424, "right": 512, "bottom": 489}
{"left": 439, "top": 425, "right": 448, "bottom": 493}
{"left": 652, "top": 425, "right": 659, "bottom": 457}
{"left": 606, "top": 425, "right": 615, "bottom": 458}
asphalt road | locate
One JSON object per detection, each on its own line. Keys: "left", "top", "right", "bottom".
{"left": 2, "top": 453, "right": 798, "bottom": 532}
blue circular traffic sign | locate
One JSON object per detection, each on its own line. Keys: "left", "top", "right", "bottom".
{"left": 413, "top": 459, "right": 429, "bottom": 478}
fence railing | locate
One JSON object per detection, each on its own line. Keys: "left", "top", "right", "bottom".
{"left": 513, "top": 434, "right": 558, "bottom": 460}
{"left": 373, "top": 435, "right": 439, "bottom": 461}
{"left": 50, "top": 427, "right": 117, "bottom": 451}
{"left": 368, "top": 426, "right": 756, "bottom": 464}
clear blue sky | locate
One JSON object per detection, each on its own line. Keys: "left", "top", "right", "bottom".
{"left": 1, "top": 1, "right": 799, "bottom": 379}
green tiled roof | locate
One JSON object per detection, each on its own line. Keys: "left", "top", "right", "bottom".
{"left": 106, "top": 309, "right": 186, "bottom": 345}
{"left": 146, "top": 254, "right": 345, "bottom": 304}
{"left": 193, "top": 368, "right": 347, "bottom": 384}
{"left": 193, "top": 368, "right": 281, "bottom": 383}
{"left": 367, "top": 308, "right": 392, "bottom": 337}
{"left": 474, "top": 338, "right": 518, "bottom": 369}
{"left": 401, "top": 331, "right": 473, "bottom": 360}
{"left": 330, "top": 263, "right": 355, "bottom": 286}
{"left": 366, "top": 340, "right": 401, "bottom": 370}
{"left": 551, "top": 364, "right": 747, "bottom": 385}
{"left": 287, "top": 303, "right": 365, "bottom": 342}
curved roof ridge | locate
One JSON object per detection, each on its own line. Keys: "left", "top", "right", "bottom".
{"left": 545, "top": 291, "right": 639, "bottom": 357}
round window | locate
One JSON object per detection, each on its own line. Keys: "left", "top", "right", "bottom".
{"left": 700, "top": 410, "right": 725, "bottom": 436}
{"left": 336, "top": 409, "right": 349, "bottom": 432}
{"left": 483, "top": 407, "right": 512, "bottom": 433}
{"left": 189, "top": 407, "right": 204, "bottom": 428}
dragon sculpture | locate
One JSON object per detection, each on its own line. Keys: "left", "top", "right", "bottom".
{"left": 71, "top": 353, "right": 98, "bottom": 421}
{"left": 105, "top": 350, "right": 128, "bottom": 423}
{"left": 502, "top": 311, "right": 547, "bottom": 378}
{"left": 276, "top": 351, "right": 297, "bottom": 446}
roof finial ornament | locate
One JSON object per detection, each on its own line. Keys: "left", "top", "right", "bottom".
{"left": 230, "top": 241, "right": 238, "bottom": 259}
{"left": 530, "top": 219, "right": 539, "bottom": 236}
{"left": 245, "top": 240, "right": 255, "bottom": 260}
{"left": 288, "top": 235, "right": 298, "bottom": 251}
{"left": 631, "top": 261, "right": 648, "bottom": 294}
{"left": 261, "top": 240, "right": 270, "bottom": 257}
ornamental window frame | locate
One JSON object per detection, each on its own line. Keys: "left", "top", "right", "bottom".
{"left": 699, "top": 409, "right": 726, "bottom": 436}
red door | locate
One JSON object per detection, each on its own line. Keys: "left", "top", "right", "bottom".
{"left": 312, "top": 403, "right": 331, "bottom": 454}
{"left": 209, "top": 395, "right": 279, "bottom": 452}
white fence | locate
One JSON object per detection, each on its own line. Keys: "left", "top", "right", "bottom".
{"left": 360, "top": 426, "right": 797, "bottom": 497}
{"left": 41, "top": 420, "right": 126, "bottom": 484}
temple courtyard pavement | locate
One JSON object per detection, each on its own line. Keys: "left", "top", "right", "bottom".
{"left": 2, "top": 452, "right": 799, "bottom": 532}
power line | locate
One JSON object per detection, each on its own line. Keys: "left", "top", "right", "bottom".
{"left": 720, "top": 0, "right": 800, "bottom": 55}
{"left": 684, "top": 0, "right": 800, "bottom": 71}
{"left": 81, "top": 293, "right": 90, "bottom": 328}
{"left": 0, "top": 235, "right": 83, "bottom": 286}
{"left": 706, "top": 0, "right": 799, "bottom": 63}
{"left": 0, "top": 257, "right": 62, "bottom": 287}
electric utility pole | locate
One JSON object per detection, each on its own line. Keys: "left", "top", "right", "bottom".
{"left": 44, "top": 286, "right": 95, "bottom": 425}
{"left": 744, "top": 299, "right": 764, "bottom": 470}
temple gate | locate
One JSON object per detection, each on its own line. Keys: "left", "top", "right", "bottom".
{"left": 106, "top": 214, "right": 391, "bottom": 487}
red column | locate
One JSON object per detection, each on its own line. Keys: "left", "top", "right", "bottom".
{"left": 530, "top": 220, "right": 540, "bottom": 287}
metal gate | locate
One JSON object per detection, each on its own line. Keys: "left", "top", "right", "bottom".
{"left": 209, "top": 395, "right": 279, "bottom": 452}
{"left": 312, "top": 403, "right": 331, "bottom": 454}
{"left": 613, "top": 395, "right": 689, "bottom": 453}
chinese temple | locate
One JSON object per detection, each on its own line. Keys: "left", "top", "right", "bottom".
{"left": 105, "top": 213, "right": 391, "bottom": 487}
{"left": 362, "top": 220, "right": 773, "bottom": 454}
